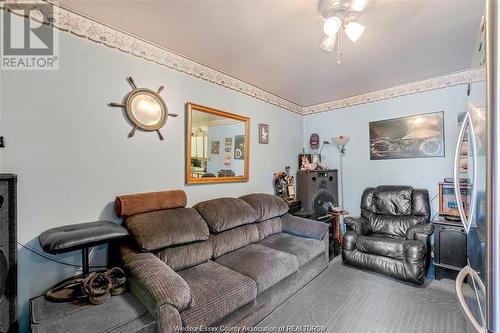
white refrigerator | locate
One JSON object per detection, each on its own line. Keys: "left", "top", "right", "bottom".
{"left": 454, "top": 2, "right": 499, "bottom": 332}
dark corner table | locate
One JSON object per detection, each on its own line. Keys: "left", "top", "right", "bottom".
{"left": 432, "top": 216, "right": 467, "bottom": 280}
{"left": 291, "top": 209, "right": 347, "bottom": 261}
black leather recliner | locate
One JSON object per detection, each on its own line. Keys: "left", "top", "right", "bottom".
{"left": 342, "top": 186, "right": 433, "bottom": 284}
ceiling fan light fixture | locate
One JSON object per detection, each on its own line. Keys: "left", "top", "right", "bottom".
{"left": 323, "top": 16, "right": 342, "bottom": 36}
{"left": 320, "top": 35, "right": 337, "bottom": 52}
{"left": 345, "top": 21, "right": 365, "bottom": 42}
{"left": 351, "top": 0, "right": 368, "bottom": 12}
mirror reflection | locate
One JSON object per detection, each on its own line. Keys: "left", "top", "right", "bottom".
{"left": 191, "top": 111, "right": 246, "bottom": 178}
{"left": 186, "top": 103, "right": 249, "bottom": 184}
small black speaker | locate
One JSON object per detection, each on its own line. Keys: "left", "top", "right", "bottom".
{"left": 0, "top": 174, "right": 17, "bottom": 332}
{"left": 297, "top": 170, "right": 338, "bottom": 215}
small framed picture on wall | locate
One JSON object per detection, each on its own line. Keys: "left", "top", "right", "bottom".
{"left": 259, "top": 123, "right": 269, "bottom": 144}
{"left": 210, "top": 141, "right": 220, "bottom": 154}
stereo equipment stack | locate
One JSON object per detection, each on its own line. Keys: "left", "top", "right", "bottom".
{"left": 0, "top": 174, "right": 17, "bottom": 332}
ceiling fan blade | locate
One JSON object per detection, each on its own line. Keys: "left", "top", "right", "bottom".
{"left": 345, "top": 22, "right": 365, "bottom": 42}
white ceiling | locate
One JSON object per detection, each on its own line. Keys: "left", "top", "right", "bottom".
{"left": 58, "top": 0, "right": 485, "bottom": 107}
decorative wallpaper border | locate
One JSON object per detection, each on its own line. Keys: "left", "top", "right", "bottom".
{"left": 2, "top": 1, "right": 486, "bottom": 116}
{"left": 302, "top": 68, "right": 486, "bottom": 115}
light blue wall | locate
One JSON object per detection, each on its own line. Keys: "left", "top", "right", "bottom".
{"left": 0, "top": 26, "right": 302, "bottom": 331}
{"left": 303, "top": 85, "right": 471, "bottom": 218}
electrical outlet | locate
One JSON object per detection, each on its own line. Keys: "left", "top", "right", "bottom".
{"left": 0, "top": 137, "right": 4, "bottom": 148}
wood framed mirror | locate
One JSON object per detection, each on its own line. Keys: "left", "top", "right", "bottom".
{"left": 186, "top": 103, "right": 250, "bottom": 184}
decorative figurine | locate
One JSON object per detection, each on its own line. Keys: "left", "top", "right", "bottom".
{"left": 311, "top": 153, "right": 327, "bottom": 171}
{"left": 273, "top": 171, "right": 287, "bottom": 198}
{"left": 301, "top": 154, "right": 314, "bottom": 170}
{"left": 310, "top": 133, "right": 320, "bottom": 150}
{"left": 284, "top": 166, "right": 296, "bottom": 200}
{"left": 273, "top": 166, "right": 296, "bottom": 201}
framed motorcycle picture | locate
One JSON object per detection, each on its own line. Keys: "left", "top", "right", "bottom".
{"left": 369, "top": 111, "right": 445, "bottom": 160}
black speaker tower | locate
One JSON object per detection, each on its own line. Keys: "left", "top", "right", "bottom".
{"left": 0, "top": 174, "right": 17, "bottom": 332}
{"left": 297, "top": 170, "right": 338, "bottom": 215}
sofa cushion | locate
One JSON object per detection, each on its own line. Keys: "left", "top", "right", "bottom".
{"left": 239, "top": 193, "right": 289, "bottom": 221}
{"left": 178, "top": 261, "right": 257, "bottom": 328}
{"left": 215, "top": 244, "right": 299, "bottom": 293}
{"left": 125, "top": 208, "right": 209, "bottom": 251}
{"left": 259, "top": 233, "right": 325, "bottom": 266}
{"left": 256, "top": 217, "right": 282, "bottom": 241}
{"left": 373, "top": 186, "right": 413, "bottom": 216}
{"left": 369, "top": 214, "right": 427, "bottom": 237}
{"left": 194, "top": 198, "right": 258, "bottom": 233}
{"left": 155, "top": 241, "right": 213, "bottom": 271}
{"left": 210, "top": 224, "right": 259, "bottom": 258}
{"left": 356, "top": 234, "right": 405, "bottom": 260}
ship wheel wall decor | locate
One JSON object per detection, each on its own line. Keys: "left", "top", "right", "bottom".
{"left": 110, "top": 77, "right": 178, "bottom": 140}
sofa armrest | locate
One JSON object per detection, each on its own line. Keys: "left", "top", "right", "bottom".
{"left": 121, "top": 245, "right": 192, "bottom": 313}
{"left": 344, "top": 216, "right": 369, "bottom": 235}
{"left": 281, "top": 213, "right": 329, "bottom": 240}
{"left": 406, "top": 223, "right": 434, "bottom": 240}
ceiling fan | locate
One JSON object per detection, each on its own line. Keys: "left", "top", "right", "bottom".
{"left": 318, "top": 0, "right": 368, "bottom": 63}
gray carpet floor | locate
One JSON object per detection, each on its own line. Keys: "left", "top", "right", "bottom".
{"left": 258, "top": 257, "right": 466, "bottom": 333}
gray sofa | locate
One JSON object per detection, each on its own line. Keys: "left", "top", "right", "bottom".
{"left": 117, "top": 192, "right": 329, "bottom": 333}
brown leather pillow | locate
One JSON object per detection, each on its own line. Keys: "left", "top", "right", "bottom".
{"left": 125, "top": 208, "right": 209, "bottom": 251}
{"left": 115, "top": 190, "right": 187, "bottom": 218}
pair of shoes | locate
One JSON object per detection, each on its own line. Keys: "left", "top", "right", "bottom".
{"left": 46, "top": 267, "right": 126, "bottom": 304}
{"left": 82, "top": 271, "right": 111, "bottom": 305}
{"left": 82, "top": 267, "right": 128, "bottom": 304}
{"left": 106, "top": 267, "right": 127, "bottom": 296}
{"left": 46, "top": 275, "right": 88, "bottom": 302}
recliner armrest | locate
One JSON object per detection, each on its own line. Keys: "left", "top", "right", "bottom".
{"left": 344, "top": 216, "right": 369, "bottom": 235}
{"left": 342, "top": 231, "right": 358, "bottom": 251}
{"left": 406, "top": 223, "right": 434, "bottom": 240}
{"left": 281, "top": 213, "right": 329, "bottom": 240}
{"left": 121, "top": 244, "right": 192, "bottom": 313}
{"left": 404, "top": 239, "right": 426, "bottom": 266}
